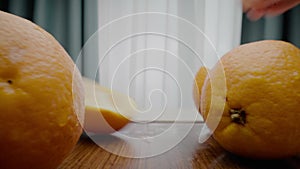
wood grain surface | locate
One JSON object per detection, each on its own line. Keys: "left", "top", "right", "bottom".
{"left": 58, "top": 122, "right": 300, "bottom": 169}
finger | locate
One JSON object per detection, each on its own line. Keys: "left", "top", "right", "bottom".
{"left": 242, "top": 0, "right": 253, "bottom": 12}
{"left": 246, "top": 8, "right": 266, "bottom": 21}
{"left": 265, "top": 0, "right": 300, "bottom": 16}
{"left": 242, "top": 0, "right": 277, "bottom": 12}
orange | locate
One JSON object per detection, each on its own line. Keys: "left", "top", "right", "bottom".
{"left": 0, "top": 11, "right": 84, "bottom": 169}
{"left": 83, "top": 77, "right": 137, "bottom": 134}
{"left": 200, "top": 40, "right": 300, "bottom": 159}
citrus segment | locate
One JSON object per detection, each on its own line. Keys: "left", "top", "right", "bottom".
{"left": 83, "top": 77, "right": 137, "bottom": 134}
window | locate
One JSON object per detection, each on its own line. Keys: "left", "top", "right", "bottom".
{"left": 81, "top": 0, "right": 242, "bottom": 122}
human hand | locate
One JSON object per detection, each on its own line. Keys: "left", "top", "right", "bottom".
{"left": 243, "top": 0, "right": 300, "bottom": 20}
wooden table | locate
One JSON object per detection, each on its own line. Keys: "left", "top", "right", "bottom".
{"left": 59, "top": 122, "right": 300, "bottom": 169}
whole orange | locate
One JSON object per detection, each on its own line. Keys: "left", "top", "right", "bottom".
{"left": 200, "top": 40, "right": 300, "bottom": 159}
{"left": 0, "top": 11, "right": 84, "bottom": 169}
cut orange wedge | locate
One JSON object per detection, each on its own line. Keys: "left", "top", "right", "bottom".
{"left": 83, "top": 77, "right": 137, "bottom": 134}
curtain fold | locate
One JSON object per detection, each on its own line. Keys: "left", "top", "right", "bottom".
{"left": 7, "top": 0, "right": 34, "bottom": 20}
{"left": 286, "top": 5, "right": 300, "bottom": 46}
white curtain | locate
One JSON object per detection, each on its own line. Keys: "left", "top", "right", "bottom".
{"left": 82, "top": 0, "right": 242, "bottom": 122}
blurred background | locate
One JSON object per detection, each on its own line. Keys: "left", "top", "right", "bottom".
{"left": 1, "top": 0, "right": 299, "bottom": 60}
{"left": 1, "top": 0, "right": 299, "bottom": 121}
